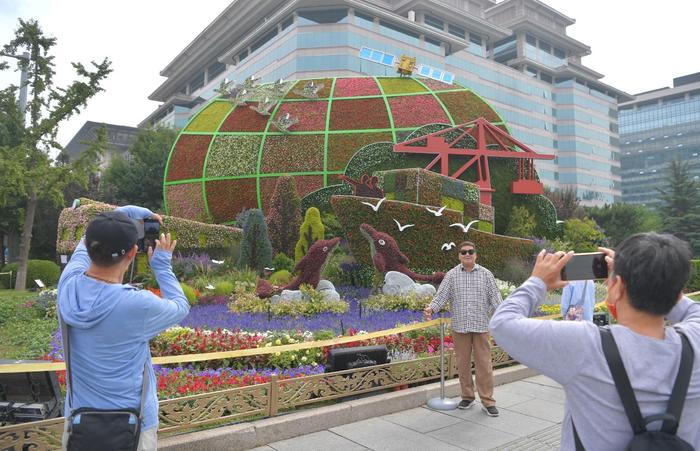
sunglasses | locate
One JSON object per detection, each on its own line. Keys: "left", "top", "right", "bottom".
{"left": 460, "top": 249, "right": 476, "bottom": 255}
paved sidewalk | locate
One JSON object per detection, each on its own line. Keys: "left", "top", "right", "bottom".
{"left": 249, "top": 375, "right": 565, "bottom": 451}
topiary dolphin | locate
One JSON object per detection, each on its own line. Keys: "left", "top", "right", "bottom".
{"left": 359, "top": 223, "right": 445, "bottom": 284}
{"left": 256, "top": 237, "right": 341, "bottom": 298}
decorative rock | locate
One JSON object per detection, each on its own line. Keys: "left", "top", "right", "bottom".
{"left": 270, "top": 280, "right": 341, "bottom": 302}
{"left": 382, "top": 271, "right": 436, "bottom": 297}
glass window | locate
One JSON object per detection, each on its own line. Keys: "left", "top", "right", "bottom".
{"left": 448, "top": 24, "right": 466, "bottom": 39}
{"left": 236, "top": 49, "right": 249, "bottom": 63}
{"left": 190, "top": 71, "right": 205, "bottom": 92}
{"left": 553, "top": 47, "right": 565, "bottom": 59}
{"left": 424, "top": 14, "right": 444, "bottom": 30}
{"left": 540, "top": 72, "right": 552, "bottom": 83}
{"left": 539, "top": 41, "right": 551, "bottom": 53}
{"left": 526, "top": 66, "right": 538, "bottom": 77}
{"left": 469, "top": 33, "right": 482, "bottom": 46}
{"left": 526, "top": 34, "right": 537, "bottom": 45}
{"left": 250, "top": 28, "right": 277, "bottom": 53}
{"left": 379, "top": 20, "right": 420, "bottom": 46}
{"left": 281, "top": 16, "right": 293, "bottom": 30}
{"left": 425, "top": 36, "right": 441, "bottom": 46}
{"left": 207, "top": 61, "right": 226, "bottom": 81}
{"left": 298, "top": 8, "right": 348, "bottom": 24}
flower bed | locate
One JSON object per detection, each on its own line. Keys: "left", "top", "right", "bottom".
{"left": 333, "top": 77, "right": 380, "bottom": 97}
{"left": 363, "top": 293, "right": 431, "bottom": 312}
{"left": 260, "top": 175, "right": 324, "bottom": 212}
{"left": 273, "top": 100, "right": 328, "bottom": 131}
{"left": 166, "top": 134, "right": 212, "bottom": 181}
{"left": 418, "top": 78, "right": 456, "bottom": 92}
{"left": 377, "top": 78, "right": 427, "bottom": 95}
{"left": 218, "top": 103, "right": 270, "bottom": 132}
{"left": 165, "top": 184, "right": 209, "bottom": 222}
{"left": 185, "top": 101, "right": 232, "bottom": 132}
{"left": 206, "top": 135, "right": 261, "bottom": 177}
{"left": 205, "top": 178, "right": 258, "bottom": 223}
{"left": 229, "top": 291, "right": 350, "bottom": 317}
{"left": 155, "top": 364, "right": 326, "bottom": 399}
{"left": 326, "top": 132, "right": 393, "bottom": 171}
{"left": 436, "top": 91, "right": 502, "bottom": 124}
{"left": 261, "top": 134, "right": 325, "bottom": 173}
{"left": 388, "top": 95, "right": 449, "bottom": 128}
{"left": 329, "top": 98, "right": 391, "bottom": 130}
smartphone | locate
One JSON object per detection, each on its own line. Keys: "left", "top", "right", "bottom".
{"left": 560, "top": 252, "right": 608, "bottom": 280}
{"left": 139, "top": 219, "right": 161, "bottom": 252}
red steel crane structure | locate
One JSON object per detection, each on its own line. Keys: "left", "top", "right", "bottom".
{"left": 393, "top": 117, "right": 555, "bottom": 205}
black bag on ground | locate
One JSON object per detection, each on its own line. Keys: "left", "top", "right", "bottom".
{"left": 574, "top": 326, "right": 695, "bottom": 451}
{"left": 60, "top": 314, "right": 149, "bottom": 451}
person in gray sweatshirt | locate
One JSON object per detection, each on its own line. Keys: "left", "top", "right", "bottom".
{"left": 490, "top": 233, "right": 700, "bottom": 450}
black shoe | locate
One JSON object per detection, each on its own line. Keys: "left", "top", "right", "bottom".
{"left": 482, "top": 405, "right": 499, "bottom": 417}
{"left": 458, "top": 399, "right": 475, "bottom": 409}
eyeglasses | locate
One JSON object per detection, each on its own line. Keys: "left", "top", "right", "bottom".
{"left": 460, "top": 249, "right": 476, "bottom": 255}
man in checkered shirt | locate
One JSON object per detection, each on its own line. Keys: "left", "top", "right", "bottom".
{"left": 424, "top": 241, "right": 503, "bottom": 416}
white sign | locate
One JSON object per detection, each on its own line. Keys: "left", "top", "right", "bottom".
{"left": 34, "top": 279, "right": 45, "bottom": 288}
{"left": 60, "top": 255, "right": 68, "bottom": 264}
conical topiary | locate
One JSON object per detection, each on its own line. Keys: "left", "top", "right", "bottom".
{"left": 294, "top": 207, "right": 324, "bottom": 263}
{"left": 237, "top": 209, "right": 273, "bottom": 274}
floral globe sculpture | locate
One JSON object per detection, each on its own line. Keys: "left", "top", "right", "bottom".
{"left": 163, "top": 76, "right": 506, "bottom": 223}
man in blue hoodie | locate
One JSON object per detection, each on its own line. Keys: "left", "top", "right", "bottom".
{"left": 58, "top": 205, "right": 189, "bottom": 450}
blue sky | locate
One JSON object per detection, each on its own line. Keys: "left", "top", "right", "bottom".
{"left": 0, "top": 0, "right": 697, "bottom": 153}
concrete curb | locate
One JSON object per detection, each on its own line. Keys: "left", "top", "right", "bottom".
{"left": 159, "top": 365, "right": 538, "bottom": 451}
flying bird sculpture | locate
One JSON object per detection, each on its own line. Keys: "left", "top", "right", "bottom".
{"left": 441, "top": 242, "right": 456, "bottom": 251}
{"left": 450, "top": 220, "right": 480, "bottom": 233}
{"left": 393, "top": 219, "right": 415, "bottom": 232}
{"left": 360, "top": 197, "right": 386, "bottom": 212}
{"left": 425, "top": 205, "right": 447, "bottom": 217}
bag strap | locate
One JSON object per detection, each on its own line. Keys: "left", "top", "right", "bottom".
{"left": 599, "top": 327, "right": 646, "bottom": 434}
{"left": 661, "top": 328, "right": 694, "bottom": 434}
{"left": 60, "top": 312, "right": 150, "bottom": 418}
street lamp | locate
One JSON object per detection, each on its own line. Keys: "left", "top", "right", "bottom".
{"left": 0, "top": 51, "right": 30, "bottom": 117}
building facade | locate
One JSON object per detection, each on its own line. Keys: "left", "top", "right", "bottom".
{"left": 63, "top": 121, "right": 140, "bottom": 170}
{"left": 619, "top": 72, "right": 700, "bottom": 208}
{"left": 142, "top": 0, "right": 631, "bottom": 206}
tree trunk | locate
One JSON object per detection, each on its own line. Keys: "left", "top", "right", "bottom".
{"left": 0, "top": 231, "right": 5, "bottom": 267}
{"left": 7, "top": 229, "right": 20, "bottom": 263}
{"left": 15, "top": 191, "right": 38, "bottom": 291}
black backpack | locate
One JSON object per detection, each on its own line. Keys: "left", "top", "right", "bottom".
{"left": 574, "top": 327, "right": 695, "bottom": 451}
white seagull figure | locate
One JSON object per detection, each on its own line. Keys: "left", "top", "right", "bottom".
{"left": 441, "top": 242, "right": 456, "bottom": 251}
{"left": 264, "top": 267, "right": 275, "bottom": 272}
{"left": 450, "top": 220, "right": 480, "bottom": 233}
{"left": 205, "top": 284, "right": 215, "bottom": 290}
{"left": 556, "top": 220, "right": 565, "bottom": 224}
{"left": 393, "top": 219, "right": 415, "bottom": 232}
{"left": 212, "top": 259, "right": 224, "bottom": 265}
{"left": 360, "top": 197, "right": 386, "bottom": 212}
{"left": 425, "top": 205, "right": 447, "bottom": 217}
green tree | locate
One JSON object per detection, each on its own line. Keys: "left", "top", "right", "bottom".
{"left": 562, "top": 217, "right": 607, "bottom": 252}
{"left": 657, "top": 159, "right": 700, "bottom": 255}
{"left": 0, "top": 19, "right": 111, "bottom": 289}
{"left": 295, "top": 207, "right": 324, "bottom": 263}
{"left": 237, "top": 209, "right": 273, "bottom": 274}
{"left": 265, "top": 176, "right": 302, "bottom": 257}
{"left": 585, "top": 203, "right": 661, "bottom": 246}
{"left": 100, "top": 127, "right": 177, "bottom": 211}
{"left": 505, "top": 206, "right": 537, "bottom": 238}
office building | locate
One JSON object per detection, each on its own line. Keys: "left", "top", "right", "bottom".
{"left": 142, "top": 0, "right": 631, "bottom": 206}
{"left": 63, "top": 121, "right": 140, "bottom": 170}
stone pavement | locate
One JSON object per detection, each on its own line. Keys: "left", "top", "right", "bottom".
{"left": 248, "top": 375, "right": 565, "bottom": 451}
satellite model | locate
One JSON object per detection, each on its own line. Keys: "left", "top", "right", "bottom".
{"left": 358, "top": 46, "right": 455, "bottom": 84}
{"left": 272, "top": 112, "right": 298, "bottom": 132}
{"left": 250, "top": 96, "right": 277, "bottom": 115}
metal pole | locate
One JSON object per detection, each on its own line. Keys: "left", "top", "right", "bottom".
{"left": 427, "top": 314, "right": 458, "bottom": 410}
{"left": 0, "top": 51, "right": 30, "bottom": 119}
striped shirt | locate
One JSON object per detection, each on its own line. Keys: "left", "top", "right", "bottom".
{"left": 429, "top": 264, "right": 502, "bottom": 333}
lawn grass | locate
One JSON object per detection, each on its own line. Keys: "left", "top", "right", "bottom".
{"left": 0, "top": 289, "right": 57, "bottom": 360}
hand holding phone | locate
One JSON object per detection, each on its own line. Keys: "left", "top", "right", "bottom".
{"left": 560, "top": 252, "right": 608, "bottom": 280}
{"left": 138, "top": 219, "right": 161, "bottom": 253}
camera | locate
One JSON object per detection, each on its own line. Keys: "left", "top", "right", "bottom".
{"left": 138, "top": 219, "right": 160, "bottom": 253}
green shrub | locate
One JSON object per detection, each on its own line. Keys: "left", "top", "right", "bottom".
{"left": 506, "top": 206, "right": 537, "bottom": 238}
{"left": 272, "top": 253, "right": 294, "bottom": 273}
{"left": 180, "top": 282, "right": 198, "bottom": 305}
{"left": 1, "top": 260, "right": 60, "bottom": 289}
{"left": 237, "top": 209, "right": 273, "bottom": 274}
{"left": 266, "top": 176, "right": 302, "bottom": 257}
{"left": 228, "top": 289, "right": 349, "bottom": 317}
{"left": 364, "top": 293, "right": 432, "bottom": 311}
{"left": 269, "top": 270, "right": 292, "bottom": 286}
{"left": 295, "top": 207, "right": 324, "bottom": 263}
{"left": 321, "top": 212, "right": 345, "bottom": 239}
{"left": 214, "top": 281, "right": 234, "bottom": 296}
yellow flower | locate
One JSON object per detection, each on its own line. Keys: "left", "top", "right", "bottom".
{"left": 301, "top": 356, "right": 307, "bottom": 362}
{"left": 264, "top": 342, "right": 272, "bottom": 347}
{"left": 275, "top": 352, "right": 281, "bottom": 356}
{"left": 290, "top": 354, "right": 296, "bottom": 360}
{"left": 275, "top": 339, "right": 282, "bottom": 345}
{"left": 288, "top": 338, "right": 296, "bottom": 343}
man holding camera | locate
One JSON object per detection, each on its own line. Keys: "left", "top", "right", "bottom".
{"left": 490, "top": 233, "right": 700, "bottom": 449}
{"left": 424, "top": 241, "right": 503, "bottom": 416}
{"left": 58, "top": 205, "right": 189, "bottom": 450}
